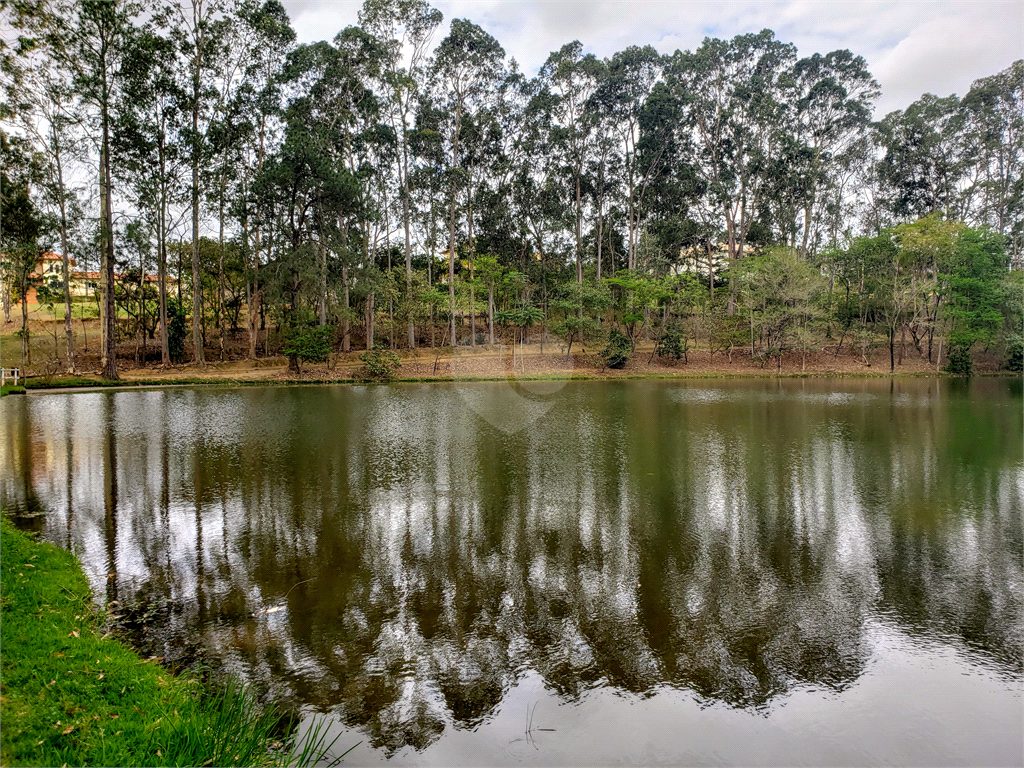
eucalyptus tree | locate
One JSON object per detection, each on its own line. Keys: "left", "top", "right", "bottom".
{"left": 875, "top": 94, "right": 969, "bottom": 222}
{"left": 430, "top": 18, "right": 505, "bottom": 346}
{"left": 790, "top": 50, "right": 878, "bottom": 256}
{"left": 359, "top": 0, "right": 442, "bottom": 347}
{"left": 169, "top": 0, "right": 234, "bottom": 364}
{"left": 961, "top": 60, "right": 1023, "bottom": 255}
{"left": 665, "top": 31, "right": 796, "bottom": 312}
{"left": 0, "top": 130, "right": 46, "bottom": 366}
{"left": 66, "top": 0, "right": 144, "bottom": 379}
{"left": 635, "top": 77, "right": 701, "bottom": 274}
{"left": 538, "top": 41, "right": 603, "bottom": 282}
{"left": 5, "top": 27, "right": 86, "bottom": 372}
{"left": 276, "top": 26, "right": 385, "bottom": 346}
{"left": 584, "top": 105, "right": 622, "bottom": 281}
{"left": 115, "top": 24, "right": 184, "bottom": 366}
{"left": 593, "top": 45, "right": 660, "bottom": 270}
{"left": 231, "top": 0, "right": 295, "bottom": 358}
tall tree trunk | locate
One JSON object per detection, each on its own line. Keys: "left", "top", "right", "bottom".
{"left": 365, "top": 290, "right": 374, "bottom": 350}
{"left": 404, "top": 189, "right": 414, "bottom": 348}
{"left": 19, "top": 272, "right": 29, "bottom": 366}
{"left": 100, "top": 133, "right": 118, "bottom": 379}
{"left": 488, "top": 284, "right": 494, "bottom": 345}
{"left": 342, "top": 264, "right": 350, "bottom": 352}
{"left": 190, "top": 33, "right": 205, "bottom": 366}
{"left": 218, "top": 174, "right": 226, "bottom": 360}
{"left": 159, "top": 152, "right": 170, "bottom": 366}
{"left": 318, "top": 235, "right": 327, "bottom": 326}
{"left": 575, "top": 176, "right": 583, "bottom": 282}
{"left": 54, "top": 142, "right": 75, "bottom": 373}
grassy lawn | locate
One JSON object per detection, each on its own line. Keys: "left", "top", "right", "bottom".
{"left": 0, "top": 520, "right": 338, "bottom": 767}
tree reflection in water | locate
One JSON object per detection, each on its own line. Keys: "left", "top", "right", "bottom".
{"left": 1, "top": 379, "right": 1021, "bottom": 755}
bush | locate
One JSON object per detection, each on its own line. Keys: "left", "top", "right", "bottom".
{"left": 601, "top": 328, "right": 632, "bottom": 369}
{"left": 1005, "top": 336, "right": 1023, "bottom": 373}
{"left": 944, "top": 345, "right": 973, "bottom": 376}
{"left": 658, "top": 324, "right": 689, "bottom": 362}
{"left": 360, "top": 349, "right": 402, "bottom": 380}
{"left": 167, "top": 298, "right": 188, "bottom": 363}
{"left": 282, "top": 326, "right": 333, "bottom": 374}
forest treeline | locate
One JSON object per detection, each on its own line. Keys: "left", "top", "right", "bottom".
{"left": 1, "top": 0, "right": 1021, "bottom": 378}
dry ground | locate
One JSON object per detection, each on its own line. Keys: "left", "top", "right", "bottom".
{"left": 2, "top": 310, "right": 1003, "bottom": 388}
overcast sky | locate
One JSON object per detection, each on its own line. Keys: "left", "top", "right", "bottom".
{"left": 281, "top": 0, "right": 1023, "bottom": 116}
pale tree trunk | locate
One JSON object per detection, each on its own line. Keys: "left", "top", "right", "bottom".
{"left": 342, "top": 265, "right": 350, "bottom": 352}
{"left": 218, "top": 175, "right": 226, "bottom": 360}
{"left": 467, "top": 179, "right": 475, "bottom": 347}
{"left": 158, "top": 157, "right": 170, "bottom": 366}
{"left": 448, "top": 102, "right": 463, "bottom": 348}
{"left": 249, "top": 227, "right": 260, "bottom": 360}
{"left": 189, "top": 7, "right": 206, "bottom": 367}
{"left": 20, "top": 272, "right": 30, "bottom": 366}
{"left": 365, "top": 290, "right": 374, "bottom": 350}
{"left": 488, "top": 284, "right": 494, "bottom": 345}
{"left": 99, "top": 135, "right": 118, "bottom": 380}
{"left": 318, "top": 236, "right": 327, "bottom": 326}
{"left": 575, "top": 177, "right": 583, "bottom": 283}
{"left": 53, "top": 141, "right": 75, "bottom": 373}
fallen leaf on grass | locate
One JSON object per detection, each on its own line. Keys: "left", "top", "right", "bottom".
{"left": 109, "top": 714, "right": 119, "bottom": 720}
{"left": 61, "top": 725, "right": 74, "bottom": 735}
{"left": 68, "top": 630, "right": 79, "bottom": 638}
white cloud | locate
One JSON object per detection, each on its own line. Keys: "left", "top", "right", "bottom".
{"left": 281, "top": 0, "right": 1024, "bottom": 115}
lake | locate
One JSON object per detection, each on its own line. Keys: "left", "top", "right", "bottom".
{"left": 1, "top": 378, "right": 1021, "bottom": 766}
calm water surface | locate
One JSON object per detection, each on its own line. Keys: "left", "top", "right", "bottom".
{"left": 2, "top": 379, "right": 1022, "bottom": 766}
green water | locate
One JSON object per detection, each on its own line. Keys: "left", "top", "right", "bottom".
{"left": 2, "top": 378, "right": 1021, "bottom": 765}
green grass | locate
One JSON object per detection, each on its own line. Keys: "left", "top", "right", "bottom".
{"left": 1, "top": 384, "right": 26, "bottom": 396}
{"left": 23, "top": 376, "right": 106, "bottom": 390}
{"left": 0, "top": 519, "right": 342, "bottom": 767}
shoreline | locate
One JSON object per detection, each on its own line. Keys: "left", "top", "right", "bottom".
{"left": 0, "top": 519, "right": 338, "bottom": 767}
{"left": 4, "top": 340, "right": 1017, "bottom": 395}
{"left": 14, "top": 368, "right": 1019, "bottom": 396}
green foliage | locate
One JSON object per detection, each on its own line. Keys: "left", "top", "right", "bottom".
{"left": 0, "top": 385, "right": 27, "bottom": 396}
{"left": 944, "top": 345, "right": 973, "bottom": 376}
{"left": 360, "top": 349, "right": 402, "bottom": 380}
{"left": 941, "top": 227, "right": 1010, "bottom": 350}
{"left": 657, "top": 324, "right": 689, "bottom": 361}
{"left": 550, "top": 280, "right": 611, "bottom": 353}
{"left": 601, "top": 328, "right": 632, "bottom": 369}
{"left": 0, "top": 519, "right": 338, "bottom": 767}
{"left": 166, "top": 299, "right": 188, "bottom": 363}
{"left": 1003, "top": 336, "right": 1022, "bottom": 372}
{"left": 282, "top": 326, "right": 333, "bottom": 372}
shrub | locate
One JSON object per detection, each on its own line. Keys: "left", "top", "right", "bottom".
{"left": 1005, "top": 336, "right": 1023, "bottom": 373}
{"left": 360, "top": 349, "right": 402, "bottom": 380}
{"left": 167, "top": 298, "right": 188, "bottom": 363}
{"left": 944, "top": 345, "right": 973, "bottom": 376}
{"left": 658, "top": 324, "right": 689, "bottom": 362}
{"left": 601, "top": 328, "right": 632, "bottom": 369}
{"left": 282, "top": 326, "right": 333, "bottom": 374}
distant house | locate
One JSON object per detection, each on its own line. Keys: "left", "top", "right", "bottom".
{"left": 21, "top": 251, "right": 175, "bottom": 303}
{"left": 672, "top": 243, "right": 730, "bottom": 279}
